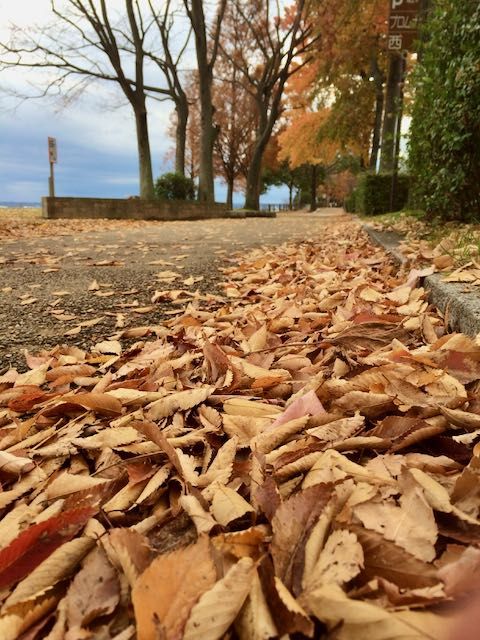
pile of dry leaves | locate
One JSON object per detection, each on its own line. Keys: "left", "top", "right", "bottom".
{"left": 0, "top": 209, "right": 151, "bottom": 241}
{"left": 0, "top": 221, "right": 479, "bottom": 639}
{"left": 372, "top": 214, "right": 480, "bottom": 277}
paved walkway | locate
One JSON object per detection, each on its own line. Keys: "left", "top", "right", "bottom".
{"left": 0, "top": 209, "right": 349, "bottom": 369}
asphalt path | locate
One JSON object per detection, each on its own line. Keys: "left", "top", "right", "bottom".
{"left": 0, "top": 209, "right": 347, "bottom": 370}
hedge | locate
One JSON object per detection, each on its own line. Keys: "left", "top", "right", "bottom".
{"left": 344, "top": 191, "right": 357, "bottom": 213}
{"left": 408, "top": 0, "right": 480, "bottom": 221}
{"left": 355, "top": 173, "right": 410, "bottom": 215}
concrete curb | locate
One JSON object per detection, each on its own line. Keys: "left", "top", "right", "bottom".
{"left": 245, "top": 210, "right": 277, "bottom": 218}
{"left": 364, "top": 224, "right": 480, "bottom": 337}
{"left": 225, "top": 210, "right": 277, "bottom": 219}
{"left": 225, "top": 210, "right": 246, "bottom": 219}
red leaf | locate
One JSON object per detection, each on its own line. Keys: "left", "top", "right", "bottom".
{"left": 0, "top": 507, "right": 95, "bottom": 590}
{"left": 8, "top": 389, "right": 52, "bottom": 413}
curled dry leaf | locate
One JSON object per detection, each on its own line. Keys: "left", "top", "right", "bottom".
{"left": 302, "top": 529, "right": 364, "bottom": 592}
{"left": 183, "top": 557, "right": 255, "bottom": 640}
{"left": 353, "top": 480, "right": 438, "bottom": 562}
{"left": 0, "top": 451, "right": 35, "bottom": 476}
{"left": 146, "top": 386, "right": 215, "bottom": 420}
{"left": 305, "top": 583, "right": 451, "bottom": 640}
{"left": 3, "top": 536, "right": 95, "bottom": 610}
{"left": 272, "top": 483, "right": 333, "bottom": 594}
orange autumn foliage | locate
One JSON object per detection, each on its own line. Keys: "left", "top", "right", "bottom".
{"left": 278, "top": 108, "right": 361, "bottom": 169}
{"left": 281, "top": 0, "right": 389, "bottom": 167}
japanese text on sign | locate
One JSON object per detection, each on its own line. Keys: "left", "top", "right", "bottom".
{"left": 48, "top": 137, "right": 57, "bottom": 164}
{"left": 388, "top": 0, "right": 420, "bottom": 51}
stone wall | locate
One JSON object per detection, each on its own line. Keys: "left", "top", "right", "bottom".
{"left": 42, "top": 197, "right": 239, "bottom": 221}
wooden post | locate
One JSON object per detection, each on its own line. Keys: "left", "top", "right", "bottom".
{"left": 49, "top": 162, "right": 55, "bottom": 197}
{"left": 48, "top": 137, "right": 57, "bottom": 198}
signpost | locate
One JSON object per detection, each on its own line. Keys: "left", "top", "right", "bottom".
{"left": 48, "top": 137, "right": 57, "bottom": 198}
{"left": 386, "top": 0, "right": 421, "bottom": 210}
{"left": 388, "top": 0, "right": 421, "bottom": 52}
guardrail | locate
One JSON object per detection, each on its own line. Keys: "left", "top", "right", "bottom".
{"left": 260, "top": 203, "right": 291, "bottom": 212}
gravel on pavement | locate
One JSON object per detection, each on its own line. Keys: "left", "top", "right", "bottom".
{"left": 0, "top": 208, "right": 348, "bottom": 370}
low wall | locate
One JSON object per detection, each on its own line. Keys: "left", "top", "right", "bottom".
{"left": 42, "top": 197, "right": 237, "bottom": 221}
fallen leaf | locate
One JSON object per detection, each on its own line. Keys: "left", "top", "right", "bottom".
{"left": 132, "top": 536, "right": 216, "bottom": 640}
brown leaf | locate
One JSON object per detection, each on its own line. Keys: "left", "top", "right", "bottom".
{"left": 302, "top": 530, "right": 364, "bottom": 592}
{"left": 212, "top": 526, "right": 269, "bottom": 560}
{"left": 146, "top": 386, "right": 214, "bottom": 420}
{"left": 272, "top": 483, "right": 333, "bottom": 594}
{"left": 371, "top": 415, "right": 446, "bottom": 451}
{"left": 258, "top": 556, "right": 314, "bottom": 637}
{"left": 132, "top": 536, "right": 216, "bottom": 640}
{"left": 183, "top": 558, "right": 255, "bottom": 640}
{"left": 353, "top": 479, "right": 437, "bottom": 562}
{"left": 108, "top": 529, "right": 152, "bottom": 587}
{"left": 65, "top": 547, "right": 120, "bottom": 628}
{"left": 350, "top": 525, "right": 440, "bottom": 589}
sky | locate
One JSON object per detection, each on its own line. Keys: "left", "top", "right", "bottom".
{"left": 0, "top": 0, "right": 286, "bottom": 206}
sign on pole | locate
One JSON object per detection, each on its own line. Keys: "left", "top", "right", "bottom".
{"left": 388, "top": 0, "right": 421, "bottom": 51}
{"left": 48, "top": 137, "right": 57, "bottom": 197}
{"left": 48, "top": 137, "right": 57, "bottom": 164}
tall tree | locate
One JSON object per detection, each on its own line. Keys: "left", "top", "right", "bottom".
{"left": 0, "top": 1, "right": 190, "bottom": 197}
{"left": 146, "top": 0, "right": 191, "bottom": 177}
{"left": 222, "top": 0, "right": 318, "bottom": 210}
{"left": 307, "top": 0, "right": 388, "bottom": 171}
{"left": 213, "top": 2, "right": 258, "bottom": 208}
{"left": 183, "top": 0, "right": 227, "bottom": 203}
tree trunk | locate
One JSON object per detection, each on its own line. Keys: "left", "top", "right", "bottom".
{"left": 379, "top": 53, "right": 404, "bottom": 172}
{"left": 244, "top": 147, "right": 263, "bottom": 210}
{"left": 226, "top": 177, "right": 234, "bottom": 209}
{"left": 197, "top": 83, "right": 216, "bottom": 202}
{"left": 174, "top": 100, "right": 188, "bottom": 176}
{"left": 187, "top": 0, "right": 221, "bottom": 204}
{"left": 244, "top": 102, "right": 271, "bottom": 210}
{"left": 134, "top": 107, "right": 154, "bottom": 199}
{"left": 289, "top": 183, "right": 293, "bottom": 210}
{"left": 310, "top": 164, "right": 317, "bottom": 212}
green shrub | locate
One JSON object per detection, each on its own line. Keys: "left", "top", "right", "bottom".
{"left": 408, "top": 0, "right": 480, "bottom": 221}
{"left": 155, "top": 172, "right": 195, "bottom": 201}
{"left": 355, "top": 173, "right": 410, "bottom": 215}
{"left": 344, "top": 190, "right": 357, "bottom": 213}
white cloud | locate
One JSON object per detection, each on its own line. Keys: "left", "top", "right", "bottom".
{"left": 0, "top": 1, "right": 284, "bottom": 204}
{"left": 0, "top": 2, "right": 177, "bottom": 202}
{"left": 102, "top": 176, "right": 140, "bottom": 186}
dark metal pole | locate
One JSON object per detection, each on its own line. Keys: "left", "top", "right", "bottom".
{"left": 389, "top": 54, "right": 407, "bottom": 212}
